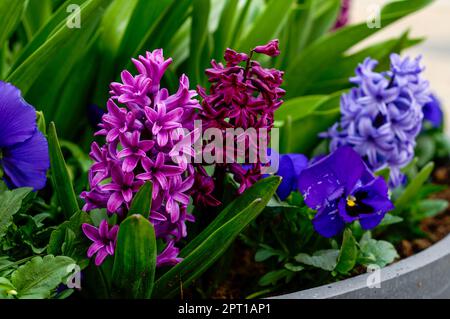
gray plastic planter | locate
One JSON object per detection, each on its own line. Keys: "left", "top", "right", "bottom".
{"left": 273, "top": 234, "right": 450, "bottom": 299}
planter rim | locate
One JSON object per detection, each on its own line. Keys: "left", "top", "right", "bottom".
{"left": 271, "top": 233, "right": 450, "bottom": 299}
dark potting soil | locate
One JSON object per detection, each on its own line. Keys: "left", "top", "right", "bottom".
{"left": 398, "top": 165, "right": 450, "bottom": 258}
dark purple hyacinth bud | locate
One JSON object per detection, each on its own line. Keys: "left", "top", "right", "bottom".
{"left": 253, "top": 39, "right": 280, "bottom": 57}
{"left": 333, "top": 0, "right": 351, "bottom": 30}
{"left": 298, "top": 147, "right": 394, "bottom": 238}
{"left": 323, "top": 54, "right": 432, "bottom": 187}
{"left": 82, "top": 49, "right": 200, "bottom": 267}
{"left": 0, "top": 81, "right": 49, "bottom": 190}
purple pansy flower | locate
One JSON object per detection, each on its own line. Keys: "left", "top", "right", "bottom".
{"left": 422, "top": 94, "right": 443, "bottom": 128}
{"left": 275, "top": 153, "right": 309, "bottom": 200}
{"left": 298, "top": 147, "right": 394, "bottom": 238}
{"left": 0, "top": 81, "right": 49, "bottom": 190}
{"left": 82, "top": 220, "right": 119, "bottom": 266}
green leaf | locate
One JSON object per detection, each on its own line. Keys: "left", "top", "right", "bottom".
{"left": 275, "top": 95, "right": 328, "bottom": 122}
{"left": 0, "top": 0, "right": 27, "bottom": 51}
{"left": 48, "top": 122, "right": 80, "bottom": 219}
{"left": 181, "top": 176, "right": 281, "bottom": 257}
{"left": 294, "top": 249, "right": 339, "bottom": 271}
{"left": 282, "top": 91, "right": 342, "bottom": 154}
{"left": 377, "top": 213, "right": 403, "bottom": 227}
{"left": 22, "top": 0, "right": 52, "bottom": 39}
{"left": 306, "top": 0, "right": 341, "bottom": 44}
{"left": 128, "top": 182, "right": 153, "bottom": 219}
{"left": 393, "top": 162, "right": 434, "bottom": 214}
{"left": 284, "top": 263, "right": 304, "bottom": 272}
{"left": 189, "top": 0, "right": 210, "bottom": 86}
{"left": 11, "top": 255, "right": 75, "bottom": 299}
{"left": 116, "top": 0, "right": 174, "bottom": 68}
{"left": 285, "top": 0, "right": 435, "bottom": 97}
{"left": 6, "top": 0, "right": 110, "bottom": 95}
{"left": 112, "top": 215, "right": 157, "bottom": 299}
{"left": 0, "top": 277, "right": 16, "bottom": 294}
{"left": 213, "top": 0, "right": 239, "bottom": 60}
{"left": 335, "top": 228, "right": 358, "bottom": 274}
{"left": 153, "top": 177, "right": 281, "bottom": 298}
{"left": 0, "top": 187, "right": 32, "bottom": 239}
{"left": 412, "top": 199, "right": 448, "bottom": 222}
{"left": 358, "top": 232, "right": 398, "bottom": 268}
{"left": 47, "top": 211, "right": 92, "bottom": 268}
{"left": 258, "top": 269, "right": 291, "bottom": 286}
{"left": 237, "top": 0, "right": 296, "bottom": 52}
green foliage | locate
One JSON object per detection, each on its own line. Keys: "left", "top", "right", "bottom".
{"left": 358, "top": 232, "right": 398, "bottom": 268}
{"left": 10, "top": 255, "right": 75, "bottom": 299}
{"left": 0, "top": 187, "right": 32, "bottom": 239}
{"left": 48, "top": 122, "right": 80, "bottom": 219}
{"left": 112, "top": 215, "right": 157, "bottom": 299}
{"left": 128, "top": 182, "right": 153, "bottom": 218}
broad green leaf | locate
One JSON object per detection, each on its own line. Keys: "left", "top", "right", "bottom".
{"left": 131, "top": 0, "right": 193, "bottom": 64}
{"left": 285, "top": 0, "right": 435, "bottom": 97}
{"left": 0, "top": 277, "right": 16, "bottom": 294}
{"left": 48, "top": 122, "right": 80, "bottom": 219}
{"left": 358, "top": 232, "right": 398, "bottom": 268}
{"left": 213, "top": 0, "right": 239, "bottom": 60}
{"left": 275, "top": 95, "right": 328, "bottom": 122}
{"left": 309, "top": 33, "right": 422, "bottom": 94}
{"left": 282, "top": 92, "right": 342, "bottom": 154}
{"left": 237, "top": 0, "right": 296, "bottom": 52}
{"left": 47, "top": 210, "right": 92, "bottom": 268}
{"left": 10, "top": 0, "right": 88, "bottom": 69}
{"left": 0, "top": 187, "right": 32, "bottom": 239}
{"left": 335, "top": 228, "right": 357, "bottom": 274}
{"left": 189, "top": 0, "right": 210, "bottom": 86}
{"left": 0, "top": 0, "right": 27, "bottom": 51}
{"left": 258, "top": 269, "right": 291, "bottom": 286}
{"left": 153, "top": 199, "right": 266, "bottom": 298}
{"left": 412, "top": 199, "right": 448, "bottom": 222}
{"left": 11, "top": 255, "right": 75, "bottom": 299}
{"left": 22, "top": 0, "right": 52, "bottom": 39}
{"left": 6, "top": 0, "right": 110, "bottom": 95}
{"left": 377, "top": 213, "right": 403, "bottom": 227}
{"left": 393, "top": 162, "right": 434, "bottom": 214}
{"left": 116, "top": 0, "right": 174, "bottom": 68}
{"left": 295, "top": 249, "right": 339, "bottom": 271}
{"left": 112, "top": 215, "right": 157, "bottom": 299}
{"left": 180, "top": 176, "right": 281, "bottom": 257}
{"left": 306, "top": 0, "right": 341, "bottom": 44}
{"left": 128, "top": 182, "right": 153, "bottom": 218}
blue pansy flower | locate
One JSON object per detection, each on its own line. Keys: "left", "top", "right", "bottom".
{"left": 0, "top": 81, "right": 49, "bottom": 190}
{"left": 276, "top": 154, "right": 308, "bottom": 200}
{"left": 298, "top": 146, "right": 394, "bottom": 238}
{"left": 422, "top": 94, "right": 443, "bottom": 128}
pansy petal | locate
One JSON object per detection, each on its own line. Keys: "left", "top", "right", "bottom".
{"left": 2, "top": 130, "right": 49, "bottom": 190}
{"left": 0, "top": 82, "right": 36, "bottom": 147}
{"left": 312, "top": 206, "right": 346, "bottom": 238}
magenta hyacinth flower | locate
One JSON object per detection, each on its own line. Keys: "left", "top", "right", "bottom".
{"left": 195, "top": 40, "right": 285, "bottom": 200}
{"left": 298, "top": 147, "right": 394, "bottom": 238}
{"left": 82, "top": 220, "right": 119, "bottom": 266}
{"left": 0, "top": 81, "right": 49, "bottom": 190}
{"left": 82, "top": 49, "right": 200, "bottom": 267}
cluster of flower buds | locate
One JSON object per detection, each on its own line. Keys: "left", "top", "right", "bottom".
{"left": 194, "top": 40, "right": 285, "bottom": 200}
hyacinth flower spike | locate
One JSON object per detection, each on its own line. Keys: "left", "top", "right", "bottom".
{"left": 298, "top": 146, "right": 394, "bottom": 238}
{"left": 82, "top": 220, "right": 119, "bottom": 266}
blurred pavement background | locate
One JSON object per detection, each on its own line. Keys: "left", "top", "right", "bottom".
{"left": 350, "top": 0, "right": 450, "bottom": 132}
